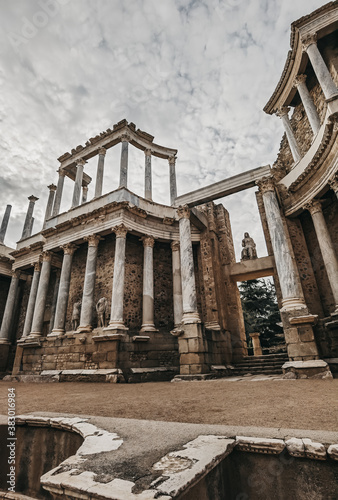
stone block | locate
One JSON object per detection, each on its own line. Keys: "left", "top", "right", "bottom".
{"left": 236, "top": 436, "right": 285, "bottom": 454}
{"left": 298, "top": 326, "right": 315, "bottom": 343}
{"left": 287, "top": 342, "right": 319, "bottom": 359}
{"left": 106, "top": 351, "right": 118, "bottom": 362}
{"left": 180, "top": 353, "right": 205, "bottom": 365}
{"left": 188, "top": 338, "right": 205, "bottom": 353}
{"left": 92, "top": 352, "right": 107, "bottom": 363}
{"left": 284, "top": 327, "right": 299, "bottom": 344}
{"left": 97, "top": 341, "right": 119, "bottom": 352}
{"left": 41, "top": 362, "right": 57, "bottom": 371}
{"left": 179, "top": 365, "right": 190, "bottom": 375}
{"left": 178, "top": 339, "right": 189, "bottom": 354}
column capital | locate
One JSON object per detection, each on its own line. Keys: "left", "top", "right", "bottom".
{"left": 301, "top": 33, "right": 317, "bottom": 52}
{"left": 276, "top": 107, "right": 290, "bottom": 118}
{"left": 293, "top": 74, "right": 307, "bottom": 88}
{"left": 76, "top": 158, "right": 86, "bottom": 167}
{"left": 41, "top": 251, "right": 53, "bottom": 262}
{"left": 256, "top": 176, "right": 276, "bottom": 194}
{"left": 47, "top": 184, "right": 57, "bottom": 192}
{"left": 144, "top": 148, "right": 152, "bottom": 157}
{"left": 171, "top": 240, "right": 180, "bottom": 251}
{"left": 98, "top": 147, "right": 107, "bottom": 156}
{"left": 112, "top": 224, "right": 128, "bottom": 239}
{"left": 177, "top": 205, "right": 190, "bottom": 220}
{"left": 61, "top": 243, "right": 78, "bottom": 255}
{"left": 141, "top": 235, "right": 155, "bottom": 248}
{"left": 33, "top": 261, "right": 42, "bottom": 272}
{"left": 168, "top": 155, "right": 176, "bottom": 166}
{"left": 57, "top": 168, "right": 66, "bottom": 177}
{"left": 303, "top": 199, "right": 322, "bottom": 216}
{"left": 328, "top": 174, "right": 338, "bottom": 192}
{"left": 28, "top": 195, "right": 39, "bottom": 203}
{"left": 120, "top": 133, "right": 131, "bottom": 143}
{"left": 11, "top": 269, "right": 21, "bottom": 279}
{"left": 84, "top": 234, "right": 103, "bottom": 247}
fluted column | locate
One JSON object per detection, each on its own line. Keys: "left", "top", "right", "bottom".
{"left": 21, "top": 262, "right": 41, "bottom": 339}
{"left": 302, "top": 34, "right": 338, "bottom": 101}
{"left": 50, "top": 243, "right": 77, "bottom": 336}
{"left": 43, "top": 184, "right": 57, "bottom": 227}
{"left": 78, "top": 234, "right": 102, "bottom": 333}
{"left": 30, "top": 252, "right": 52, "bottom": 337}
{"left": 119, "top": 135, "right": 129, "bottom": 188}
{"left": 72, "top": 159, "right": 85, "bottom": 208}
{"left": 82, "top": 185, "right": 88, "bottom": 204}
{"left": 276, "top": 107, "right": 301, "bottom": 163}
{"left": 0, "top": 270, "right": 20, "bottom": 344}
{"left": 144, "top": 149, "right": 152, "bottom": 200}
{"left": 169, "top": 156, "right": 177, "bottom": 206}
{"left": 177, "top": 205, "right": 200, "bottom": 324}
{"left": 140, "top": 235, "right": 157, "bottom": 333}
{"left": 304, "top": 200, "right": 338, "bottom": 313}
{"left": 52, "top": 169, "right": 66, "bottom": 217}
{"left": 328, "top": 175, "right": 338, "bottom": 199}
{"left": 21, "top": 195, "right": 39, "bottom": 239}
{"left": 294, "top": 75, "right": 321, "bottom": 134}
{"left": 171, "top": 240, "right": 183, "bottom": 326}
{"left": 95, "top": 147, "right": 106, "bottom": 198}
{"left": 106, "top": 224, "right": 128, "bottom": 330}
{"left": 0, "top": 205, "right": 12, "bottom": 245}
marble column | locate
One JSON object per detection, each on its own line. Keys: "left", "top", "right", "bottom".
{"left": 49, "top": 269, "right": 60, "bottom": 333}
{"left": 140, "top": 235, "right": 157, "bottom": 333}
{"left": 82, "top": 185, "right": 88, "bottom": 204}
{"left": 0, "top": 205, "right": 12, "bottom": 244}
{"left": 29, "top": 252, "right": 52, "bottom": 337}
{"left": 250, "top": 332, "right": 263, "bottom": 356}
{"left": 276, "top": 108, "right": 301, "bottom": 163}
{"left": 95, "top": 147, "right": 106, "bottom": 198}
{"left": 302, "top": 34, "right": 338, "bottom": 101}
{"left": 43, "top": 184, "right": 57, "bottom": 227}
{"left": 177, "top": 206, "right": 200, "bottom": 324}
{"left": 328, "top": 175, "right": 338, "bottom": 199}
{"left": 144, "top": 149, "right": 152, "bottom": 200}
{"left": 171, "top": 240, "right": 183, "bottom": 326}
{"left": 50, "top": 243, "right": 77, "bottom": 335}
{"left": 106, "top": 224, "right": 128, "bottom": 330}
{"left": 21, "top": 262, "right": 41, "bottom": 338}
{"left": 119, "top": 135, "right": 129, "bottom": 188}
{"left": 294, "top": 75, "right": 321, "bottom": 134}
{"left": 21, "top": 195, "right": 39, "bottom": 239}
{"left": 78, "top": 234, "right": 101, "bottom": 333}
{"left": 72, "top": 159, "right": 85, "bottom": 208}
{"left": 0, "top": 270, "right": 20, "bottom": 344}
{"left": 256, "top": 178, "right": 305, "bottom": 311}
{"left": 304, "top": 200, "right": 338, "bottom": 313}
{"left": 169, "top": 156, "right": 177, "bottom": 206}
{"left": 52, "top": 169, "right": 66, "bottom": 217}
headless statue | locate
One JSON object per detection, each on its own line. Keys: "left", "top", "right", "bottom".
{"left": 241, "top": 232, "right": 258, "bottom": 261}
{"left": 72, "top": 301, "right": 81, "bottom": 330}
{"left": 96, "top": 297, "right": 108, "bottom": 328}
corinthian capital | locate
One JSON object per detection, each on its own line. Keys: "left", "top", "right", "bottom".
{"left": 256, "top": 176, "right": 275, "bottom": 194}
{"left": 293, "top": 74, "right": 307, "bottom": 88}
{"left": 84, "top": 234, "right": 103, "bottom": 247}
{"left": 177, "top": 205, "right": 190, "bottom": 220}
{"left": 276, "top": 107, "right": 290, "bottom": 118}
{"left": 98, "top": 147, "right": 107, "bottom": 156}
{"left": 47, "top": 184, "right": 57, "bottom": 192}
{"left": 328, "top": 174, "right": 338, "bottom": 192}
{"left": 61, "top": 243, "right": 78, "bottom": 255}
{"left": 144, "top": 148, "right": 152, "bottom": 157}
{"left": 113, "top": 224, "right": 128, "bottom": 238}
{"left": 168, "top": 155, "right": 177, "bottom": 166}
{"left": 171, "top": 240, "right": 180, "bottom": 251}
{"left": 303, "top": 199, "right": 322, "bottom": 216}
{"left": 120, "top": 133, "right": 130, "bottom": 143}
{"left": 76, "top": 158, "right": 86, "bottom": 166}
{"left": 140, "top": 235, "right": 155, "bottom": 248}
{"left": 301, "top": 33, "right": 317, "bottom": 52}
{"left": 41, "top": 251, "right": 52, "bottom": 262}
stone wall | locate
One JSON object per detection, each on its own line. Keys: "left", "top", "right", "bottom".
{"left": 0, "top": 275, "right": 10, "bottom": 328}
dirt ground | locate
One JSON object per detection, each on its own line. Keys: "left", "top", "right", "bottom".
{"left": 0, "top": 378, "right": 337, "bottom": 431}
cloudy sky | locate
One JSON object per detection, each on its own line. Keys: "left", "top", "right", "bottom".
{"left": 0, "top": 0, "right": 326, "bottom": 258}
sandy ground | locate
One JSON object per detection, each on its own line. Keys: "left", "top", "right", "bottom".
{"left": 0, "top": 378, "right": 337, "bottom": 431}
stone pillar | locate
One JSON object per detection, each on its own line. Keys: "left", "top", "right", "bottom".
{"left": 49, "top": 269, "right": 60, "bottom": 333}
{"left": 82, "top": 185, "right": 88, "bottom": 204}
{"left": 21, "top": 195, "right": 39, "bottom": 239}
{"left": 276, "top": 107, "right": 301, "bottom": 163}
{"left": 50, "top": 244, "right": 77, "bottom": 336}
{"left": 119, "top": 135, "right": 129, "bottom": 188}
{"left": 21, "top": 262, "right": 41, "bottom": 338}
{"left": 43, "top": 184, "right": 57, "bottom": 227}
{"left": 0, "top": 205, "right": 12, "bottom": 244}
{"left": 72, "top": 159, "right": 85, "bottom": 208}
{"left": 328, "top": 175, "right": 338, "bottom": 199}
{"left": 52, "top": 169, "right": 66, "bottom": 217}
{"left": 294, "top": 75, "right": 321, "bottom": 134}
{"left": 302, "top": 34, "right": 338, "bottom": 101}
{"left": 29, "top": 252, "right": 52, "bottom": 337}
{"left": 144, "top": 149, "right": 152, "bottom": 200}
{"left": 140, "top": 235, "right": 157, "bottom": 333}
{"left": 250, "top": 332, "right": 263, "bottom": 356}
{"left": 95, "top": 147, "right": 106, "bottom": 198}
{"left": 78, "top": 234, "right": 101, "bottom": 333}
{"left": 105, "top": 224, "right": 128, "bottom": 331}
{"left": 0, "top": 270, "right": 20, "bottom": 344}
{"left": 169, "top": 156, "right": 177, "bottom": 206}
{"left": 304, "top": 200, "right": 338, "bottom": 314}
{"left": 171, "top": 241, "right": 183, "bottom": 327}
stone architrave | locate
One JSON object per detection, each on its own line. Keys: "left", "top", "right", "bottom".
{"left": 78, "top": 234, "right": 102, "bottom": 333}
{"left": 293, "top": 74, "right": 321, "bottom": 134}
{"left": 95, "top": 147, "right": 106, "bottom": 198}
{"left": 140, "top": 235, "right": 157, "bottom": 333}
{"left": 0, "top": 270, "right": 21, "bottom": 344}
{"left": 52, "top": 169, "right": 66, "bottom": 217}
{"left": 30, "top": 252, "right": 52, "bottom": 337}
{"left": 169, "top": 156, "right": 177, "bottom": 206}
{"left": 43, "top": 184, "right": 57, "bottom": 227}
{"left": 50, "top": 243, "right": 78, "bottom": 336}
{"left": 21, "top": 262, "right": 41, "bottom": 338}
{"left": 21, "top": 195, "right": 39, "bottom": 239}
{"left": 144, "top": 149, "right": 152, "bottom": 200}
{"left": 328, "top": 175, "right": 338, "bottom": 199}
{"left": 119, "top": 135, "right": 129, "bottom": 188}
{"left": 171, "top": 241, "right": 183, "bottom": 327}
{"left": 250, "top": 332, "right": 263, "bottom": 356}
{"left": 0, "top": 205, "right": 12, "bottom": 245}
{"left": 72, "top": 159, "right": 86, "bottom": 208}
{"left": 276, "top": 108, "right": 301, "bottom": 163}
{"left": 177, "top": 205, "right": 201, "bottom": 324}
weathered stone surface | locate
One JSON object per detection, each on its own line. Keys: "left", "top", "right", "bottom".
{"left": 235, "top": 436, "right": 285, "bottom": 454}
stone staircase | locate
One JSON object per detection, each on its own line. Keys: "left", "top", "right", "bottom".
{"left": 231, "top": 353, "right": 289, "bottom": 377}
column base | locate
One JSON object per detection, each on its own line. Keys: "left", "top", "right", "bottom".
{"left": 28, "top": 332, "right": 42, "bottom": 338}
{"left": 178, "top": 323, "right": 208, "bottom": 375}
{"left": 0, "top": 338, "right": 10, "bottom": 345}
{"left": 47, "top": 329, "right": 65, "bottom": 338}
{"left": 76, "top": 325, "right": 92, "bottom": 334}
{"left": 182, "top": 312, "right": 201, "bottom": 325}
{"left": 281, "top": 297, "right": 307, "bottom": 312}
{"left": 280, "top": 307, "right": 319, "bottom": 361}
{"left": 140, "top": 323, "right": 158, "bottom": 333}
{"left": 205, "top": 321, "right": 221, "bottom": 331}
{"left": 104, "top": 321, "right": 129, "bottom": 332}
{"left": 282, "top": 360, "right": 332, "bottom": 379}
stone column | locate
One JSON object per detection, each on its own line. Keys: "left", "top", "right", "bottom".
{"left": 169, "top": 156, "right": 177, "bottom": 206}
{"left": 171, "top": 241, "right": 183, "bottom": 327}
{"left": 302, "top": 34, "right": 338, "bottom": 101}
{"left": 21, "top": 195, "right": 39, "bottom": 239}
{"left": 95, "top": 147, "right": 106, "bottom": 198}
{"left": 72, "top": 159, "right": 85, "bottom": 208}
{"left": 52, "top": 169, "right": 66, "bottom": 217}
{"left": 119, "top": 135, "right": 129, "bottom": 188}
{"left": 50, "top": 243, "right": 77, "bottom": 336}
{"left": 29, "top": 252, "right": 52, "bottom": 337}
{"left": 304, "top": 200, "right": 338, "bottom": 313}
{"left": 0, "top": 205, "right": 12, "bottom": 244}
{"left": 43, "top": 184, "right": 57, "bottom": 227}
{"left": 250, "top": 332, "right": 263, "bottom": 356}
{"left": 0, "top": 270, "right": 20, "bottom": 344}
{"left": 140, "top": 235, "right": 157, "bottom": 333}
{"left": 78, "top": 234, "right": 101, "bottom": 333}
{"left": 294, "top": 75, "right": 321, "bottom": 134}
{"left": 144, "top": 149, "right": 152, "bottom": 200}
{"left": 82, "top": 185, "right": 88, "bottom": 204}
{"left": 328, "top": 175, "right": 338, "bottom": 199}
{"left": 105, "top": 224, "right": 128, "bottom": 331}
{"left": 21, "top": 262, "right": 41, "bottom": 338}
{"left": 177, "top": 206, "right": 200, "bottom": 324}
{"left": 49, "top": 269, "right": 60, "bottom": 333}
{"left": 276, "top": 108, "right": 301, "bottom": 163}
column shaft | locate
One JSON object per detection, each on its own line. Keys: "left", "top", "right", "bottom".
{"left": 169, "top": 157, "right": 177, "bottom": 205}
{"left": 22, "top": 264, "right": 41, "bottom": 338}
{"left": 171, "top": 241, "right": 183, "bottom": 326}
{"left": 43, "top": 185, "right": 57, "bottom": 226}
{"left": 294, "top": 75, "right": 321, "bottom": 134}
{"left": 119, "top": 138, "right": 129, "bottom": 188}
{"left": 22, "top": 196, "right": 38, "bottom": 239}
{"left": 95, "top": 148, "right": 106, "bottom": 198}
{"left": 140, "top": 236, "right": 156, "bottom": 332}
{"left": 30, "top": 254, "right": 52, "bottom": 337}
{"left": 277, "top": 109, "right": 301, "bottom": 163}
{"left": 72, "top": 161, "right": 85, "bottom": 208}
{"left": 49, "top": 269, "right": 60, "bottom": 333}
{"left": 0, "top": 271, "right": 20, "bottom": 343}
{"left": 144, "top": 150, "right": 152, "bottom": 200}
{"left": 78, "top": 235, "right": 101, "bottom": 332}
{"left": 0, "top": 205, "right": 12, "bottom": 244}
{"left": 304, "top": 37, "right": 338, "bottom": 100}
{"left": 52, "top": 170, "right": 65, "bottom": 217}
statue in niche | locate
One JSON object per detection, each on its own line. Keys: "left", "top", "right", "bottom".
{"left": 72, "top": 301, "right": 81, "bottom": 330}
{"left": 96, "top": 297, "right": 108, "bottom": 328}
{"left": 241, "top": 232, "right": 258, "bottom": 261}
